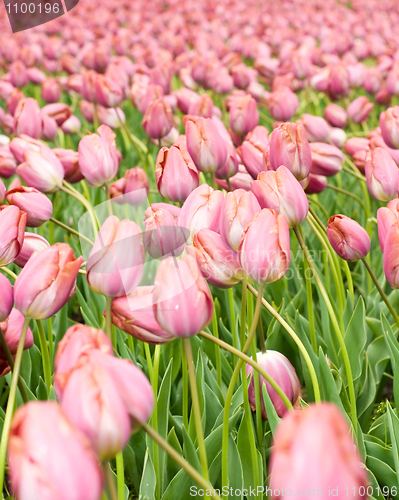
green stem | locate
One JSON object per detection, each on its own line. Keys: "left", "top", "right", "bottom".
{"left": 105, "top": 183, "right": 113, "bottom": 217}
{"left": 115, "top": 452, "right": 125, "bottom": 500}
{"left": 0, "top": 328, "right": 28, "bottom": 404}
{"left": 0, "top": 267, "right": 18, "bottom": 280}
{"left": 152, "top": 344, "right": 161, "bottom": 499}
{"left": 105, "top": 297, "right": 114, "bottom": 346}
{"left": 60, "top": 183, "right": 99, "bottom": 238}
{"left": 303, "top": 251, "right": 317, "bottom": 353}
{"left": 142, "top": 423, "right": 221, "bottom": 500}
{"left": 105, "top": 462, "right": 118, "bottom": 500}
{"left": 47, "top": 317, "right": 54, "bottom": 370}
{"left": 221, "top": 283, "right": 264, "bottom": 489}
{"left": 183, "top": 338, "right": 209, "bottom": 482}
{"left": 181, "top": 340, "right": 188, "bottom": 429}
{"left": 211, "top": 307, "right": 222, "bottom": 386}
{"left": 227, "top": 288, "right": 238, "bottom": 360}
{"left": 50, "top": 217, "right": 94, "bottom": 245}
{"left": 325, "top": 184, "right": 368, "bottom": 215}
{"left": 0, "top": 317, "right": 30, "bottom": 496}
{"left": 36, "top": 320, "right": 52, "bottom": 395}
{"left": 240, "top": 278, "right": 248, "bottom": 349}
{"left": 251, "top": 333, "right": 263, "bottom": 445}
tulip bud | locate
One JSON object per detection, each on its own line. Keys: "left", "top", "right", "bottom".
{"left": 41, "top": 78, "right": 61, "bottom": 104}
{"left": 6, "top": 187, "right": 53, "bottom": 227}
{"left": 269, "top": 122, "right": 312, "bottom": 181}
{"left": 14, "top": 98, "right": 42, "bottom": 139}
{"left": 252, "top": 166, "right": 309, "bottom": 228}
{"left": 240, "top": 126, "right": 270, "bottom": 179}
{"left": 110, "top": 167, "right": 149, "bottom": 206}
{"left": 78, "top": 125, "right": 119, "bottom": 187}
{"left": 14, "top": 233, "right": 50, "bottom": 267}
{"left": 363, "top": 67, "right": 382, "bottom": 94}
{"left": 9, "top": 61, "right": 28, "bottom": 88}
{"left": 142, "top": 98, "right": 173, "bottom": 139}
{"left": 327, "top": 214, "right": 370, "bottom": 262}
{"left": 81, "top": 70, "right": 98, "bottom": 103}
{"left": 246, "top": 350, "right": 301, "bottom": 418}
{"left": 177, "top": 184, "right": 224, "bottom": 242}
{"left": 153, "top": 254, "right": 213, "bottom": 337}
{"left": 365, "top": 148, "right": 399, "bottom": 202}
{"left": 239, "top": 209, "right": 290, "bottom": 284}
{"left": 268, "top": 87, "right": 299, "bottom": 122}
{"left": 8, "top": 402, "right": 103, "bottom": 500}
{"left": 328, "top": 64, "right": 350, "bottom": 100}
{"left": 324, "top": 103, "right": 347, "bottom": 128}
{"left": 87, "top": 216, "right": 145, "bottom": 298}
{"left": 155, "top": 144, "right": 199, "bottom": 203}
{"left": 95, "top": 75, "right": 125, "bottom": 108}
{"left": 144, "top": 207, "right": 187, "bottom": 259}
{"left": 269, "top": 403, "right": 368, "bottom": 496}
{"left": 304, "top": 173, "right": 328, "bottom": 194}
{"left": 0, "top": 205, "right": 26, "bottom": 266}
{"left": 14, "top": 243, "right": 83, "bottom": 320}
{"left": 0, "top": 144, "right": 17, "bottom": 178}
{"left": 187, "top": 94, "right": 214, "bottom": 119}
{"left": 329, "top": 127, "right": 347, "bottom": 148}
{"left": 0, "top": 308, "right": 34, "bottom": 361}
{"left": 229, "top": 94, "right": 259, "bottom": 136}
{"left": 41, "top": 103, "right": 72, "bottom": 126}
{"left": 344, "top": 137, "right": 370, "bottom": 157}
{"left": 383, "top": 223, "right": 399, "bottom": 288}
{"left": 347, "top": 96, "right": 374, "bottom": 124}
{"left": 6, "top": 88, "right": 24, "bottom": 116}
{"left": 111, "top": 287, "right": 174, "bottom": 344}
{"left": 380, "top": 106, "right": 399, "bottom": 149}
{"left": 377, "top": 205, "right": 399, "bottom": 252}
{"left": 40, "top": 112, "right": 58, "bottom": 141}
{"left": 61, "top": 115, "right": 81, "bottom": 135}
{"left": 17, "top": 144, "right": 64, "bottom": 193}
{"left": 0, "top": 274, "right": 13, "bottom": 322}
{"left": 310, "top": 142, "right": 344, "bottom": 177}
{"left": 53, "top": 148, "right": 83, "bottom": 184}
{"left": 301, "top": 114, "right": 332, "bottom": 143}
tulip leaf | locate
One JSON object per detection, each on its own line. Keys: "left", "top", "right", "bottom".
{"left": 381, "top": 311, "right": 399, "bottom": 406}
{"left": 367, "top": 335, "right": 391, "bottom": 387}
{"left": 366, "top": 455, "right": 398, "bottom": 490}
{"left": 35, "top": 377, "right": 48, "bottom": 401}
{"left": 343, "top": 296, "right": 367, "bottom": 384}
{"left": 182, "top": 425, "right": 201, "bottom": 473}
{"left": 188, "top": 348, "right": 206, "bottom": 443}
{"left": 75, "top": 286, "right": 101, "bottom": 328}
{"left": 166, "top": 427, "right": 183, "bottom": 484}
{"left": 386, "top": 402, "right": 399, "bottom": 486}
{"left": 237, "top": 415, "right": 263, "bottom": 498}
{"left": 139, "top": 449, "right": 157, "bottom": 500}
{"left": 227, "top": 435, "right": 244, "bottom": 497}
{"left": 204, "top": 383, "right": 224, "bottom": 436}
{"left": 261, "top": 383, "right": 280, "bottom": 436}
{"left": 357, "top": 354, "right": 376, "bottom": 425}
{"left": 318, "top": 347, "right": 345, "bottom": 413}
{"left": 157, "top": 359, "right": 173, "bottom": 493}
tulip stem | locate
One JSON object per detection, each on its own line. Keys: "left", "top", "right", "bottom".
{"left": 181, "top": 339, "right": 188, "bottom": 429}
{"left": 342, "top": 165, "right": 366, "bottom": 182}
{"left": 151, "top": 344, "right": 161, "bottom": 499}
{"left": 93, "top": 104, "right": 99, "bottom": 131}
{"left": 0, "top": 267, "right": 18, "bottom": 280}
{"left": 105, "top": 297, "right": 114, "bottom": 345}
{"left": 183, "top": 337, "right": 209, "bottom": 482}
{"left": 221, "top": 283, "right": 264, "bottom": 490}
{"left": 293, "top": 227, "right": 358, "bottom": 437}
{"left": 325, "top": 184, "right": 368, "bottom": 215}
{"left": 36, "top": 320, "right": 52, "bottom": 396}
{"left": 211, "top": 307, "right": 222, "bottom": 386}
{"left": 115, "top": 453, "right": 125, "bottom": 500}
{"left": 0, "top": 316, "right": 30, "bottom": 497}
{"left": 226, "top": 288, "right": 238, "bottom": 365}
{"left": 303, "top": 251, "right": 317, "bottom": 353}
{"left": 142, "top": 423, "right": 221, "bottom": 500}
{"left": 105, "top": 183, "right": 113, "bottom": 217}
{"left": 104, "top": 462, "right": 118, "bottom": 500}
{"left": 60, "top": 183, "right": 99, "bottom": 238}
{"left": 50, "top": 217, "right": 94, "bottom": 245}
{"left": 0, "top": 328, "right": 29, "bottom": 404}
{"left": 361, "top": 258, "right": 399, "bottom": 330}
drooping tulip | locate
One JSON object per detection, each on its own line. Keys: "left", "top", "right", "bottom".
{"left": 53, "top": 148, "right": 84, "bottom": 184}
{"left": 304, "top": 174, "right": 328, "bottom": 194}
{"left": 0, "top": 205, "right": 26, "bottom": 266}
{"left": 41, "top": 103, "right": 72, "bottom": 126}
{"left": 327, "top": 214, "right": 370, "bottom": 262}
{"left": 365, "top": 148, "right": 399, "bottom": 202}
{"left": 300, "top": 114, "right": 332, "bottom": 143}
{"left": 6, "top": 187, "right": 53, "bottom": 227}
{"left": 310, "top": 142, "right": 344, "bottom": 177}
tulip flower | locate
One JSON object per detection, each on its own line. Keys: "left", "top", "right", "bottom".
{"left": 365, "top": 148, "right": 399, "bottom": 202}
{"left": 329, "top": 127, "right": 347, "bottom": 148}
{"left": 111, "top": 287, "right": 175, "bottom": 344}
{"left": 6, "top": 187, "right": 53, "bottom": 228}
{"left": 0, "top": 274, "right": 13, "bottom": 322}
{"left": 95, "top": 74, "right": 125, "bottom": 107}
{"left": 239, "top": 126, "right": 270, "bottom": 179}
{"left": 6, "top": 88, "right": 24, "bottom": 116}
{"left": 81, "top": 70, "right": 98, "bottom": 103}
{"left": 268, "top": 86, "right": 299, "bottom": 121}
{"left": 300, "top": 114, "right": 332, "bottom": 143}
{"left": 216, "top": 143, "right": 240, "bottom": 180}
{"left": 380, "top": 106, "right": 399, "bottom": 149}
{"left": 185, "top": 117, "right": 227, "bottom": 173}
{"left": 8, "top": 402, "right": 103, "bottom": 500}
{"left": 155, "top": 144, "right": 199, "bottom": 202}
{"left": 41, "top": 103, "right": 72, "bottom": 126}
{"left": 144, "top": 203, "right": 181, "bottom": 223}
{"left": 17, "top": 144, "right": 64, "bottom": 193}
{"left": 8, "top": 135, "right": 42, "bottom": 163}
{"left": 229, "top": 94, "right": 259, "bottom": 137}
{"left": 78, "top": 125, "right": 120, "bottom": 187}
{"left": 144, "top": 207, "right": 188, "bottom": 259}
{"left": 347, "top": 96, "right": 374, "bottom": 124}
{"left": 86, "top": 216, "right": 145, "bottom": 298}
{"left": 246, "top": 350, "right": 301, "bottom": 418}
{"left": 310, "top": 142, "right": 344, "bottom": 176}
{"left": 188, "top": 93, "right": 214, "bottom": 118}
{"left": 153, "top": 254, "right": 213, "bottom": 337}
{"left": 269, "top": 403, "right": 368, "bottom": 495}
{"left": 269, "top": 122, "right": 312, "bottom": 181}
{"left": 110, "top": 167, "right": 149, "bottom": 206}
{"left": 41, "top": 78, "right": 61, "bottom": 103}
{"left": 14, "top": 233, "right": 50, "bottom": 267}
{"left": 142, "top": 98, "right": 173, "bottom": 140}
{"left": 239, "top": 209, "right": 290, "bottom": 284}
{"left": 177, "top": 184, "right": 224, "bottom": 242}
{"left": 9, "top": 61, "right": 28, "bottom": 88}
{"left": 0, "top": 144, "right": 17, "bottom": 178}
{"left": 304, "top": 174, "right": 328, "bottom": 194}
{"left": 252, "top": 166, "right": 309, "bottom": 228}
{"left": 383, "top": 223, "right": 399, "bottom": 288}
{"left": 0, "top": 308, "right": 34, "bottom": 375}
{"left": 216, "top": 164, "right": 254, "bottom": 191}
{"left": 0, "top": 179, "right": 5, "bottom": 204}
{"left": 14, "top": 243, "right": 83, "bottom": 320}
{"left": 328, "top": 64, "right": 350, "bottom": 100}
{"left": 41, "top": 112, "right": 58, "bottom": 141}
{"left": 14, "top": 98, "right": 42, "bottom": 139}
{"left": 324, "top": 103, "right": 347, "bottom": 128}
{"left": 53, "top": 148, "right": 84, "bottom": 184}
{"left": 327, "top": 215, "right": 370, "bottom": 262}
{"left": 363, "top": 67, "right": 382, "bottom": 94}
{"left": 377, "top": 205, "right": 399, "bottom": 253}
{"left": 61, "top": 115, "right": 82, "bottom": 135}
{"left": 344, "top": 137, "right": 370, "bottom": 157}
{"left": 0, "top": 205, "right": 26, "bottom": 266}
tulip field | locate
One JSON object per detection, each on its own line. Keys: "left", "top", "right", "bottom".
{"left": 3, "top": 0, "right": 399, "bottom": 498}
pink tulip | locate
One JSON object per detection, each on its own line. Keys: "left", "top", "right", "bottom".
{"left": 87, "top": 216, "right": 145, "bottom": 298}
{"left": 8, "top": 61, "right": 28, "bottom": 88}
{"left": 301, "top": 114, "right": 332, "bottom": 143}
{"left": 144, "top": 203, "right": 181, "bottom": 223}
{"left": 347, "top": 96, "right": 374, "bottom": 124}
{"left": 0, "top": 205, "right": 26, "bottom": 267}
{"left": 216, "top": 164, "right": 254, "bottom": 191}
{"left": 27, "top": 68, "right": 46, "bottom": 84}
{"left": 14, "top": 243, "right": 83, "bottom": 320}
{"left": 53, "top": 148, "right": 84, "bottom": 184}
{"left": 0, "top": 308, "right": 34, "bottom": 354}
{"left": 363, "top": 67, "right": 382, "bottom": 94}
{"left": 239, "top": 209, "right": 290, "bottom": 284}
{"left": 0, "top": 274, "right": 13, "bottom": 322}
{"left": 269, "top": 122, "right": 312, "bottom": 181}
{"left": 153, "top": 254, "right": 213, "bottom": 337}
{"left": 40, "top": 112, "right": 58, "bottom": 141}
{"left": 0, "top": 179, "right": 5, "bottom": 203}
{"left": 252, "top": 166, "right": 309, "bottom": 228}
{"left": 155, "top": 144, "right": 199, "bottom": 202}
{"left": 383, "top": 223, "right": 399, "bottom": 288}
{"left": 144, "top": 207, "right": 187, "bottom": 259}
{"left": 369, "top": 135, "right": 399, "bottom": 166}
{"left": 376, "top": 87, "right": 392, "bottom": 107}
{"left": 229, "top": 94, "right": 259, "bottom": 136}
{"left": 142, "top": 98, "right": 173, "bottom": 140}
{"left": 41, "top": 78, "right": 61, "bottom": 104}
{"left": 380, "top": 106, "right": 399, "bottom": 149}
{"left": 8, "top": 402, "right": 103, "bottom": 500}
{"left": 14, "top": 98, "right": 42, "bottom": 139}
{"left": 187, "top": 94, "right": 214, "bottom": 119}
{"left": 240, "top": 126, "right": 270, "bottom": 179}
{"left": 177, "top": 184, "right": 224, "bottom": 241}
{"left": 304, "top": 174, "right": 328, "bottom": 194}
{"left": 310, "top": 142, "right": 344, "bottom": 176}
{"left": 328, "top": 64, "right": 350, "bottom": 100}
{"left": 329, "top": 127, "right": 347, "bottom": 148}
{"left": 0, "top": 144, "right": 17, "bottom": 178}
{"left": 110, "top": 167, "right": 149, "bottom": 206}
{"left": 324, "top": 103, "right": 347, "bottom": 128}
{"left": 246, "top": 350, "right": 301, "bottom": 418}
{"left": 216, "top": 143, "right": 240, "bottom": 180}
{"left": 6, "top": 88, "right": 24, "bottom": 116}
{"left": 344, "top": 137, "right": 370, "bottom": 157}
{"left": 41, "top": 103, "right": 72, "bottom": 126}
{"left": 95, "top": 74, "right": 125, "bottom": 108}
{"left": 269, "top": 403, "right": 368, "bottom": 496}
{"left": 111, "top": 287, "right": 174, "bottom": 344}
{"left": 78, "top": 125, "right": 120, "bottom": 187}
{"left": 327, "top": 215, "right": 370, "bottom": 262}
{"left": 61, "top": 115, "right": 82, "bottom": 135}
{"left": 81, "top": 70, "right": 98, "bottom": 103}
{"left": 365, "top": 148, "right": 399, "bottom": 202}
{"left": 174, "top": 88, "right": 201, "bottom": 114}
{"left": 377, "top": 204, "right": 399, "bottom": 252}
{"left": 268, "top": 87, "right": 299, "bottom": 122}
{"left": 14, "top": 233, "right": 50, "bottom": 267}
{"left": 17, "top": 144, "right": 64, "bottom": 193}
{"left": 6, "top": 187, "right": 53, "bottom": 228}
{"left": 185, "top": 118, "right": 227, "bottom": 173}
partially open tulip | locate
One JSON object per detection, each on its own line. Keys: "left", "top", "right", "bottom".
{"left": 0, "top": 308, "right": 34, "bottom": 375}
{"left": 0, "top": 144, "right": 17, "bottom": 178}
{"left": 251, "top": 166, "right": 309, "bottom": 227}
{"left": 111, "top": 287, "right": 174, "bottom": 344}
{"left": 268, "top": 86, "right": 299, "bottom": 121}
{"left": 53, "top": 148, "right": 83, "bottom": 184}
{"left": 144, "top": 207, "right": 188, "bottom": 259}
{"left": 41, "top": 78, "right": 61, "bottom": 103}
{"left": 155, "top": 144, "right": 199, "bottom": 202}
{"left": 95, "top": 75, "right": 125, "bottom": 108}
{"left": 14, "top": 98, "right": 42, "bottom": 139}
{"left": 9, "top": 135, "right": 42, "bottom": 163}
{"left": 142, "top": 98, "right": 173, "bottom": 139}
{"left": 239, "top": 209, "right": 290, "bottom": 284}
{"left": 269, "top": 122, "right": 312, "bottom": 181}
{"left": 269, "top": 403, "right": 368, "bottom": 496}
{"left": 78, "top": 125, "right": 119, "bottom": 187}
{"left": 8, "top": 402, "right": 103, "bottom": 500}
{"left": 240, "top": 126, "right": 270, "bottom": 179}
{"left": 87, "top": 216, "right": 145, "bottom": 298}
{"left": 365, "top": 148, "right": 399, "bottom": 201}
{"left": 14, "top": 233, "right": 50, "bottom": 267}
{"left": 310, "top": 142, "right": 344, "bottom": 176}
{"left": 0, "top": 205, "right": 26, "bottom": 266}
{"left": 327, "top": 214, "right": 370, "bottom": 262}
{"left": 246, "top": 350, "right": 301, "bottom": 418}
{"left": 301, "top": 114, "right": 332, "bottom": 143}
{"left": 380, "top": 106, "right": 399, "bottom": 149}
{"left": 347, "top": 96, "right": 374, "bottom": 124}
{"left": 0, "top": 274, "right": 13, "bottom": 322}
{"left": 6, "top": 187, "right": 53, "bottom": 227}
{"left": 14, "top": 243, "right": 83, "bottom": 320}
{"left": 324, "top": 103, "right": 347, "bottom": 128}
{"left": 188, "top": 93, "right": 214, "bottom": 118}
{"left": 17, "top": 144, "right": 64, "bottom": 193}
{"left": 41, "top": 103, "right": 72, "bottom": 126}
{"left": 229, "top": 94, "right": 259, "bottom": 137}
{"left": 153, "top": 254, "right": 213, "bottom": 337}
{"left": 185, "top": 118, "right": 227, "bottom": 173}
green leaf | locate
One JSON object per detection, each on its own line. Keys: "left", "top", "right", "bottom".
{"left": 343, "top": 297, "right": 367, "bottom": 383}
{"left": 318, "top": 347, "right": 345, "bottom": 413}
{"left": 139, "top": 449, "right": 157, "bottom": 500}
{"left": 382, "top": 311, "right": 399, "bottom": 406}
{"left": 357, "top": 355, "right": 376, "bottom": 424}
{"left": 227, "top": 436, "right": 243, "bottom": 497}
{"left": 36, "top": 377, "right": 47, "bottom": 400}
{"left": 182, "top": 426, "right": 201, "bottom": 473}
{"left": 166, "top": 427, "right": 183, "bottom": 484}
{"left": 237, "top": 414, "right": 263, "bottom": 498}
{"left": 386, "top": 402, "right": 399, "bottom": 487}
{"left": 158, "top": 360, "right": 173, "bottom": 494}
{"left": 262, "top": 383, "right": 280, "bottom": 435}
